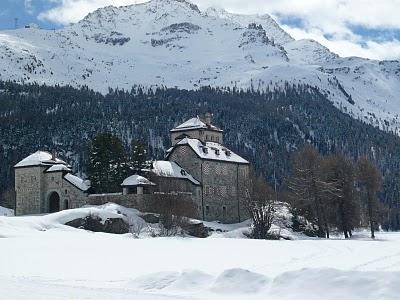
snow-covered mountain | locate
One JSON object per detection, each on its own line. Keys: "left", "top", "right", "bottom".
{"left": 1, "top": 0, "right": 400, "bottom": 133}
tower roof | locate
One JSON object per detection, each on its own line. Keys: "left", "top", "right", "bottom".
{"left": 121, "top": 175, "right": 156, "bottom": 187}
{"left": 170, "top": 116, "right": 222, "bottom": 133}
{"left": 173, "top": 138, "right": 249, "bottom": 164}
{"left": 14, "top": 151, "right": 68, "bottom": 168}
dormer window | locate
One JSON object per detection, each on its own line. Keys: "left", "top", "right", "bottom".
{"left": 180, "top": 169, "right": 187, "bottom": 176}
{"left": 202, "top": 147, "right": 208, "bottom": 154}
{"left": 215, "top": 149, "right": 220, "bottom": 155}
{"left": 226, "top": 150, "right": 231, "bottom": 157}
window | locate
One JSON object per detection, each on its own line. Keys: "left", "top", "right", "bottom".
{"left": 206, "top": 135, "right": 209, "bottom": 140}
{"left": 222, "top": 206, "right": 227, "bottom": 219}
{"left": 206, "top": 205, "right": 210, "bottom": 215}
{"left": 64, "top": 200, "right": 69, "bottom": 210}
{"left": 65, "top": 189, "right": 68, "bottom": 194}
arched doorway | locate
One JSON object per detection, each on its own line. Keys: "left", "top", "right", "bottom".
{"left": 49, "top": 192, "right": 60, "bottom": 213}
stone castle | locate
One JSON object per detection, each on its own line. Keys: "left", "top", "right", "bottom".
{"left": 14, "top": 114, "right": 250, "bottom": 223}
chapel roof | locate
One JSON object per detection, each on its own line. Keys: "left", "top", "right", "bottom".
{"left": 14, "top": 151, "right": 68, "bottom": 168}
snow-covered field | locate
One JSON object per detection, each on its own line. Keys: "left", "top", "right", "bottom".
{"left": 0, "top": 204, "right": 399, "bottom": 300}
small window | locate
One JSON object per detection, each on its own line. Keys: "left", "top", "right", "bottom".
{"left": 180, "top": 169, "right": 187, "bottom": 176}
{"left": 206, "top": 205, "right": 210, "bottom": 216}
{"left": 206, "top": 135, "right": 209, "bottom": 140}
{"left": 215, "top": 149, "right": 220, "bottom": 155}
{"left": 65, "top": 189, "right": 68, "bottom": 194}
{"left": 64, "top": 200, "right": 69, "bottom": 209}
{"left": 222, "top": 206, "right": 227, "bottom": 218}
{"left": 203, "top": 147, "right": 208, "bottom": 154}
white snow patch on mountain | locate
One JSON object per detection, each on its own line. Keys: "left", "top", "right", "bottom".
{"left": 0, "top": 0, "right": 399, "bottom": 133}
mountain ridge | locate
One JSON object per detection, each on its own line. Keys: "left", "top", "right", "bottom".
{"left": 0, "top": 0, "right": 399, "bottom": 134}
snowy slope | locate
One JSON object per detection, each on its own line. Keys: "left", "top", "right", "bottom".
{"left": 0, "top": 0, "right": 400, "bottom": 133}
{"left": 0, "top": 206, "right": 14, "bottom": 216}
{"left": 1, "top": 206, "right": 400, "bottom": 299}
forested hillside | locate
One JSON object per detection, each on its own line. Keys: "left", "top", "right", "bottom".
{"left": 1, "top": 81, "right": 400, "bottom": 228}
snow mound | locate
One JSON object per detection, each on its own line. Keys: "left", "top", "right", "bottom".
{"left": 0, "top": 206, "right": 14, "bottom": 216}
{"left": 271, "top": 268, "right": 400, "bottom": 300}
{"left": 0, "top": 203, "right": 145, "bottom": 237}
{"left": 211, "top": 268, "right": 269, "bottom": 294}
{"left": 132, "top": 270, "right": 213, "bottom": 292}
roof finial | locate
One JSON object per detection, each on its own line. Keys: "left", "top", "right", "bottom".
{"left": 51, "top": 149, "right": 56, "bottom": 161}
{"left": 204, "top": 112, "right": 212, "bottom": 126}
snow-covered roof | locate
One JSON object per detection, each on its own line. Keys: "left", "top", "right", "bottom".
{"left": 14, "top": 151, "right": 68, "bottom": 168}
{"left": 151, "top": 161, "right": 200, "bottom": 185}
{"left": 46, "top": 164, "right": 72, "bottom": 173}
{"left": 64, "top": 173, "right": 90, "bottom": 192}
{"left": 170, "top": 116, "right": 223, "bottom": 133}
{"left": 175, "top": 138, "right": 249, "bottom": 164}
{"left": 121, "top": 175, "right": 156, "bottom": 186}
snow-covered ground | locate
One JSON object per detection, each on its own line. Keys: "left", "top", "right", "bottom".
{"left": 0, "top": 205, "right": 14, "bottom": 216}
{"left": 0, "top": 204, "right": 399, "bottom": 299}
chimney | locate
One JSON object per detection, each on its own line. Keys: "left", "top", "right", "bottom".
{"left": 51, "top": 150, "right": 56, "bottom": 161}
{"left": 204, "top": 112, "right": 212, "bottom": 126}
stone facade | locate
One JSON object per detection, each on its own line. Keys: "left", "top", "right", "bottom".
{"left": 167, "top": 115, "right": 251, "bottom": 223}
{"left": 14, "top": 151, "right": 90, "bottom": 216}
{"left": 168, "top": 145, "right": 250, "bottom": 223}
{"left": 171, "top": 128, "right": 223, "bottom": 146}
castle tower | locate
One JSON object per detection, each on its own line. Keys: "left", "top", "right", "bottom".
{"left": 170, "top": 114, "right": 223, "bottom": 146}
{"left": 167, "top": 115, "right": 250, "bottom": 223}
{"left": 14, "top": 151, "right": 90, "bottom": 216}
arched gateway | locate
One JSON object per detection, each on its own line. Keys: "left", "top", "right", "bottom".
{"left": 49, "top": 192, "right": 60, "bottom": 213}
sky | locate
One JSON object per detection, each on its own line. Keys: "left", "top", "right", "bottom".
{"left": 0, "top": 0, "right": 399, "bottom": 60}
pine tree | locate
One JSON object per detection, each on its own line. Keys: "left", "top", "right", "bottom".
{"left": 130, "top": 139, "right": 147, "bottom": 172}
{"left": 88, "top": 133, "right": 127, "bottom": 193}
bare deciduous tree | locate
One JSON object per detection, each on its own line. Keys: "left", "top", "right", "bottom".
{"left": 246, "top": 170, "right": 276, "bottom": 239}
{"left": 288, "top": 145, "right": 340, "bottom": 238}
{"left": 322, "top": 154, "right": 360, "bottom": 238}
{"left": 357, "top": 157, "right": 382, "bottom": 239}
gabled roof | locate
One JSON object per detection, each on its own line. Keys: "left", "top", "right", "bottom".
{"left": 150, "top": 160, "right": 200, "bottom": 185}
{"left": 45, "top": 164, "right": 72, "bottom": 173}
{"left": 14, "top": 151, "right": 68, "bottom": 168}
{"left": 174, "top": 138, "right": 249, "bottom": 164}
{"left": 170, "top": 116, "right": 223, "bottom": 133}
{"left": 64, "top": 173, "right": 91, "bottom": 192}
{"left": 121, "top": 175, "right": 156, "bottom": 187}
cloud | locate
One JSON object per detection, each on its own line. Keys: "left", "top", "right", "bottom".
{"left": 24, "top": 0, "right": 35, "bottom": 15}
{"left": 37, "top": 0, "right": 400, "bottom": 60}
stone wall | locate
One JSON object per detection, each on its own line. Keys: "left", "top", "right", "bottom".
{"left": 88, "top": 193, "right": 197, "bottom": 217}
{"left": 171, "top": 129, "right": 223, "bottom": 146}
{"left": 43, "top": 172, "right": 88, "bottom": 210}
{"left": 15, "top": 166, "right": 45, "bottom": 215}
{"left": 169, "top": 144, "right": 250, "bottom": 223}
